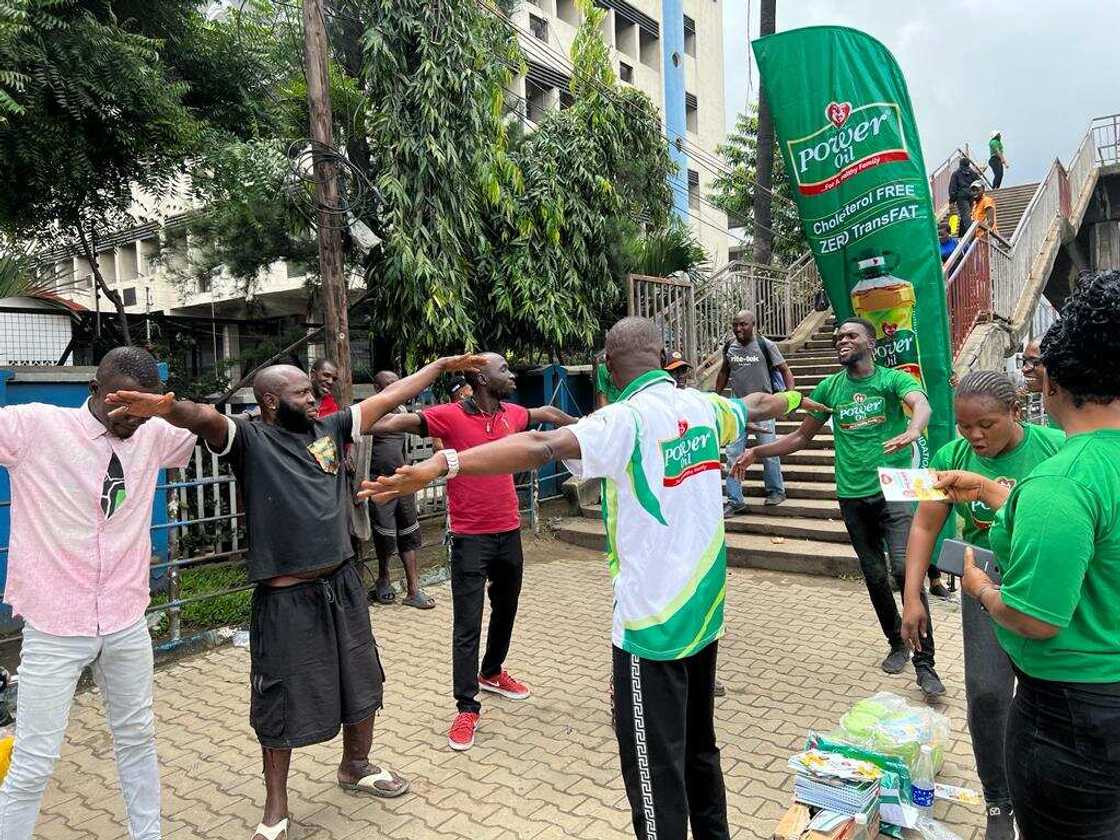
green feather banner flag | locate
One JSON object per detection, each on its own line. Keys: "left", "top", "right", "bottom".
{"left": 753, "top": 26, "right": 954, "bottom": 467}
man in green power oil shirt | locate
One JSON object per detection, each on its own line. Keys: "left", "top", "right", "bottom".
{"left": 732, "top": 317, "right": 946, "bottom": 699}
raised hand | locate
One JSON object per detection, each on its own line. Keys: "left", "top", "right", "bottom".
{"left": 441, "top": 354, "right": 488, "bottom": 374}
{"left": 357, "top": 458, "right": 447, "bottom": 504}
{"left": 730, "top": 449, "right": 758, "bottom": 479}
{"left": 106, "top": 390, "right": 175, "bottom": 420}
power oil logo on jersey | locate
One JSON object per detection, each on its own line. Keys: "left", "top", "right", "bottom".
{"left": 660, "top": 425, "right": 720, "bottom": 486}
{"left": 836, "top": 392, "right": 887, "bottom": 431}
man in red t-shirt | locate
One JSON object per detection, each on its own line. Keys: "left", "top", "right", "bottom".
{"left": 371, "top": 353, "right": 576, "bottom": 750}
{"left": 311, "top": 358, "right": 340, "bottom": 417}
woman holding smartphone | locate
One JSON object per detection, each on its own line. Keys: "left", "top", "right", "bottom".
{"left": 932, "top": 269, "right": 1120, "bottom": 840}
{"left": 902, "top": 371, "right": 1064, "bottom": 840}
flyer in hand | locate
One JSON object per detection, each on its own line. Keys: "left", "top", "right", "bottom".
{"left": 877, "top": 468, "right": 948, "bottom": 502}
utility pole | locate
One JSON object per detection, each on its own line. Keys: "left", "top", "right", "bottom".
{"left": 751, "top": 0, "right": 777, "bottom": 266}
{"left": 301, "top": 0, "right": 353, "bottom": 405}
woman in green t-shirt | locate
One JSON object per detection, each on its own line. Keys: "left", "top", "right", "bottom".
{"left": 935, "top": 270, "right": 1120, "bottom": 840}
{"left": 902, "top": 371, "right": 1063, "bottom": 840}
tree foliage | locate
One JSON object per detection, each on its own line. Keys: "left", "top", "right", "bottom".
{"left": 360, "top": 0, "right": 524, "bottom": 357}
{"left": 624, "top": 218, "right": 709, "bottom": 285}
{"left": 0, "top": 0, "right": 281, "bottom": 341}
{"left": 362, "top": 0, "right": 674, "bottom": 359}
{"left": 709, "top": 104, "right": 806, "bottom": 265}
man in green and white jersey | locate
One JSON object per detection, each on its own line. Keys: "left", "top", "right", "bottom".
{"left": 359, "top": 317, "right": 824, "bottom": 840}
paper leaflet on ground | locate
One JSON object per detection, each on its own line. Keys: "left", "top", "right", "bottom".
{"left": 877, "top": 468, "right": 948, "bottom": 502}
{"left": 788, "top": 750, "right": 880, "bottom": 818}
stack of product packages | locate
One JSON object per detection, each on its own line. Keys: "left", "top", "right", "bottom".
{"left": 774, "top": 693, "right": 953, "bottom": 839}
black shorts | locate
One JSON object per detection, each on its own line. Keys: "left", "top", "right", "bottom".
{"left": 249, "top": 562, "right": 385, "bottom": 749}
{"left": 372, "top": 493, "right": 422, "bottom": 558}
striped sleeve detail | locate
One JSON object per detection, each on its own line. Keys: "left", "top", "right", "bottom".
{"left": 705, "top": 393, "right": 746, "bottom": 447}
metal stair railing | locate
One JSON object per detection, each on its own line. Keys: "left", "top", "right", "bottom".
{"left": 947, "top": 112, "right": 1117, "bottom": 360}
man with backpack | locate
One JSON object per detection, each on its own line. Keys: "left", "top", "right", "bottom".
{"left": 715, "top": 310, "right": 794, "bottom": 515}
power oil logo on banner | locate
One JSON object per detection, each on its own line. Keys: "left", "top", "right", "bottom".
{"left": 788, "top": 102, "right": 910, "bottom": 196}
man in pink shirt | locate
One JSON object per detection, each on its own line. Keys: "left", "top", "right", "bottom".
{"left": 0, "top": 347, "right": 198, "bottom": 840}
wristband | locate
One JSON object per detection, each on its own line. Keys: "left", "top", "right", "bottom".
{"left": 442, "top": 449, "right": 461, "bottom": 480}
{"left": 781, "top": 390, "right": 803, "bottom": 415}
{"left": 977, "top": 583, "right": 1000, "bottom": 613}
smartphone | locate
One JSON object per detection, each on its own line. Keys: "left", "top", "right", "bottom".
{"left": 936, "top": 539, "right": 1000, "bottom": 582}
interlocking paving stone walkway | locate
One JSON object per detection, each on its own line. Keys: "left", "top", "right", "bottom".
{"left": 39, "top": 536, "right": 985, "bottom": 838}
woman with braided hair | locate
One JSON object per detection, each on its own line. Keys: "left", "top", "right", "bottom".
{"left": 902, "top": 369, "right": 1064, "bottom": 840}
{"left": 933, "top": 269, "right": 1120, "bottom": 839}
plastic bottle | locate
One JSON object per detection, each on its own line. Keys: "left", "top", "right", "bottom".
{"left": 912, "top": 743, "right": 936, "bottom": 815}
{"left": 851, "top": 813, "right": 870, "bottom": 840}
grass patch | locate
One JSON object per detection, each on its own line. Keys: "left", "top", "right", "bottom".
{"left": 150, "top": 564, "right": 252, "bottom": 635}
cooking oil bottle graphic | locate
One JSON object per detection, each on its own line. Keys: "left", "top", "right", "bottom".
{"left": 849, "top": 251, "right": 923, "bottom": 384}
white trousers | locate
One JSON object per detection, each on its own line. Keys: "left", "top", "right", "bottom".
{"left": 0, "top": 618, "right": 160, "bottom": 839}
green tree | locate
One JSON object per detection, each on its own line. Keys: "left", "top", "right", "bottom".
{"left": 0, "top": 1, "right": 286, "bottom": 342}
{"left": 178, "top": 0, "right": 677, "bottom": 364}
{"left": 710, "top": 104, "right": 805, "bottom": 266}
{"left": 360, "top": 0, "right": 524, "bottom": 358}
{"left": 481, "top": 0, "right": 673, "bottom": 357}
{"left": 623, "top": 218, "right": 709, "bottom": 286}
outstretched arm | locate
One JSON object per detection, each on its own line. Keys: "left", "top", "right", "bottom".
{"left": 731, "top": 414, "right": 827, "bottom": 478}
{"left": 105, "top": 392, "right": 230, "bottom": 451}
{"left": 883, "top": 391, "right": 932, "bottom": 455}
{"left": 527, "top": 406, "right": 578, "bottom": 427}
{"left": 356, "top": 355, "right": 485, "bottom": 433}
{"left": 739, "top": 391, "right": 828, "bottom": 423}
{"left": 367, "top": 412, "right": 424, "bottom": 436}
{"left": 358, "top": 428, "right": 581, "bottom": 503}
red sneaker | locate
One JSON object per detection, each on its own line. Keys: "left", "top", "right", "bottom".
{"left": 479, "top": 670, "right": 531, "bottom": 700}
{"left": 448, "top": 712, "right": 480, "bottom": 751}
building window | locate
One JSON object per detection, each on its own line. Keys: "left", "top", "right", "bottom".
{"left": 686, "top": 92, "right": 698, "bottom": 133}
{"left": 529, "top": 14, "right": 548, "bottom": 41}
{"left": 121, "top": 287, "right": 137, "bottom": 307}
{"left": 197, "top": 273, "right": 212, "bottom": 294}
{"left": 615, "top": 16, "right": 637, "bottom": 58}
{"left": 556, "top": 0, "right": 579, "bottom": 26}
{"left": 526, "top": 79, "right": 552, "bottom": 125}
{"left": 688, "top": 170, "right": 700, "bottom": 211}
{"left": 619, "top": 62, "right": 633, "bottom": 83}
{"left": 683, "top": 15, "right": 697, "bottom": 57}
{"left": 639, "top": 28, "right": 659, "bottom": 70}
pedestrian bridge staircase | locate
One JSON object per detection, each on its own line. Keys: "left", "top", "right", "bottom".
{"left": 553, "top": 114, "right": 1120, "bottom": 579}
{"left": 990, "top": 182, "right": 1039, "bottom": 240}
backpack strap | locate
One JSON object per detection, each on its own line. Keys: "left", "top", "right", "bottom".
{"left": 759, "top": 336, "right": 776, "bottom": 377}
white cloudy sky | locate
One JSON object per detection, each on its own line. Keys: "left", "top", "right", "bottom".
{"left": 723, "top": 0, "right": 1120, "bottom": 184}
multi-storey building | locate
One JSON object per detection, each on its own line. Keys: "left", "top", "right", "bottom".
{"left": 512, "top": 0, "right": 729, "bottom": 264}
{"left": 27, "top": 0, "right": 730, "bottom": 351}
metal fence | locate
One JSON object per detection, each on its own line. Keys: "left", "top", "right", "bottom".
{"left": 0, "top": 385, "right": 582, "bottom": 652}
{"left": 944, "top": 111, "right": 1118, "bottom": 359}
{"left": 630, "top": 259, "right": 822, "bottom": 373}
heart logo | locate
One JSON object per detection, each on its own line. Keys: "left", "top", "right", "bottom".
{"left": 826, "top": 101, "right": 852, "bottom": 128}
{"left": 678, "top": 419, "right": 689, "bottom": 437}
{"left": 883, "top": 322, "right": 898, "bottom": 336}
